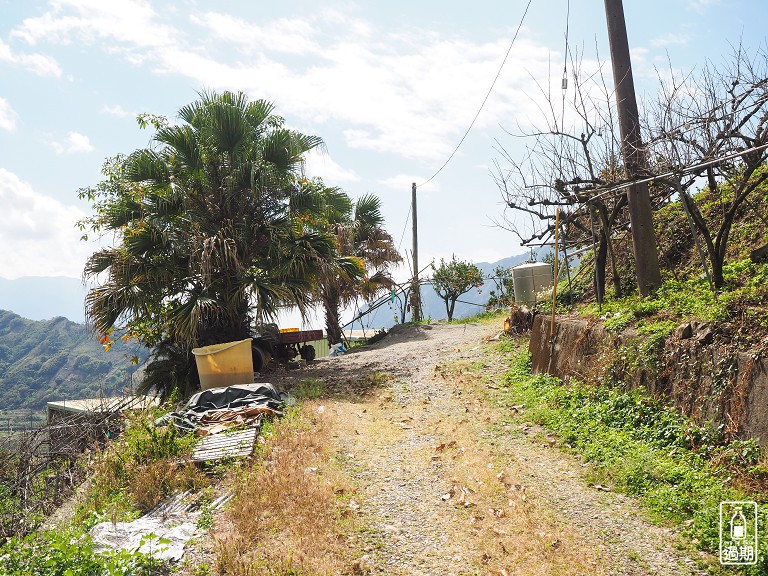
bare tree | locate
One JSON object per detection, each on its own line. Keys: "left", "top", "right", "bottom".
{"left": 493, "top": 48, "right": 636, "bottom": 299}
{"left": 646, "top": 45, "right": 768, "bottom": 288}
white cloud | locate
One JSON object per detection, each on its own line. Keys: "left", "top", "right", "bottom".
{"left": 650, "top": 32, "right": 691, "bottom": 48}
{"left": 9, "top": 4, "right": 555, "bottom": 161}
{"left": 51, "top": 131, "right": 94, "bottom": 154}
{"left": 304, "top": 150, "right": 360, "bottom": 183}
{"left": 11, "top": 0, "right": 177, "bottom": 49}
{"left": 191, "top": 12, "right": 319, "bottom": 55}
{"left": 0, "top": 39, "right": 62, "bottom": 77}
{"left": 0, "top": 169, "right": 91, "bottom": 279}
{"left": 0, "top": 99, "right": 18, "bottom": 132}
{"left": 102, "top": 104, "right": 133, "bottom": 117}
{"left": 687, "top": 0, "right": 720, "bottom": 11}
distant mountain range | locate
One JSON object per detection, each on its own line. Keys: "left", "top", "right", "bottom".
{"left": 0, "top": 276, "right": 88, "bottom": 324}
{"left": 0, "top": 310, "right": 147, "bottom": 411}
{"left": 355, "top": 251, "right": 545, "bottom": 330}
{"left": 0, "top": 253, "right": 544, "bottom": 410}
{"left": 0, "top": 253, "right": 544, "bottom": 330}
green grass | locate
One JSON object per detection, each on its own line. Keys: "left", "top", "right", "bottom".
{"left": 451, "top": 308, "right": 507, "bottom": 324}
{"left": 293, "top": 377, "right": 326, "bottom": 399}
{"left": 0, "top": 527, "right": 162, "bottom": 576}
{"left": 498, "top": 345, "right": 768, "bottom": 574}
{"left": 581, "top": 258, "right": 768, "bottom": 331}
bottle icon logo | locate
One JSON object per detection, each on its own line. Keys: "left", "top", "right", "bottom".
{"left": 719, "top": 501, "right": 758, "bottom": 565}
{"left": 730, "top": 507, "right": 746, "bottom": 540}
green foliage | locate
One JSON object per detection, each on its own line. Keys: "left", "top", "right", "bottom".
{"left": 77, "top": 409, "right": 205, "bottom": 520}
{"left": 79, "top": 91, "right": 348, "bottom": 399}
{"left": 485, "top": 265, "right": 514, "bottom": 311}
{"left": 500, "top": 351, "right": 768, "bottom": 574}
{"left": 293, "top": 378, "right": 325, "bottom": 400}
{"left": 294, "top": 178, "right": 401, "bottom": 344}
{"left": 0, "top": 528, "right": 160, "bottom": 576}
{"left": 602, "top": 312, "right": 633, "bottom": 332}
{"left": 0, "top": 310, "right": 147, "bottom": 410}
{"left": 430, "top": 256, "right": 484, "bottom": 321}
{"left": 582, "top": 271, "right": 735, "bottom": 328}
{"left": 452, "top": 309, "right": 507, "bottom": 325}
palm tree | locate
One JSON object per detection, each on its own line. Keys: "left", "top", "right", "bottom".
{"left": 81, "top": 91, "right": 354, "bottom": 397}
{"left": 294, "top": 180, "right": 402, "bottom": 344}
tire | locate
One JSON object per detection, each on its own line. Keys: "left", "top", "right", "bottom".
{"left": 299, "top": 344, "right": 316, "bottom": 362}
{"left": 252, "top": 346, "right": 272, "bottom": 372}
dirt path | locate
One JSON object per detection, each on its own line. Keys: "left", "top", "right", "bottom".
{"left": 277, "top": 322, "right": 711, "bottom": 576}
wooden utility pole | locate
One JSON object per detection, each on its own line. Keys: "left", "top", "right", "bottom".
{"left": 604, "top": 0, "right": 662, "bottom": 296}
{"left": 411, "top": 183, "right": 422, "bottom": 321}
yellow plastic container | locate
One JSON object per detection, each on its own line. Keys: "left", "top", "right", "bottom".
{"left": 192, "top": 338, "right": 254, "bottom": 390}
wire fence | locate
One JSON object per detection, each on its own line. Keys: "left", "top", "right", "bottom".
{"left": 0, "top": 395, "right": 148, "bottom": 539}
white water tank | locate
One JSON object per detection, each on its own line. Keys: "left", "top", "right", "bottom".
{"left": 512, "top": 262, "right": 553, "bottom": 307}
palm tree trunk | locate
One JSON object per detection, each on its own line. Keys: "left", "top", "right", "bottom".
{"left": 324, "top": 287, "right": 343, "bottom": 345}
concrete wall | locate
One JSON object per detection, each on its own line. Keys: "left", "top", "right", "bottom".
{"left": 529, "top": 315, "right": 768, "bottom": 445}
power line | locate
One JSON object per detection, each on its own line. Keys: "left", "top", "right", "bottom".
{"left": 397, "top": 205, "right": 412, "bottom": 254}
{"left": 588, "top": 141, "right": 768, "bottom": 202}
{"left": 523, "top": 140, "right": 768, "bottom": 249}
{"left": 417, "top": 0, "right": 534, "bottom": 188}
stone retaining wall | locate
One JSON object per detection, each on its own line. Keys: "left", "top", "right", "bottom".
{"left": 529, "top": 314, "right": 768, "bottom": 444}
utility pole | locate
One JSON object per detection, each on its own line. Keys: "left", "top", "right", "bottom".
{"left": 411, "top": 182, "right": 422, "bottom": 321}
{"left": 604, "top": 0, "right": 662, "bottom": 296}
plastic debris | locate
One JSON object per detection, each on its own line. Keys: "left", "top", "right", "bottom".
{"left": 90, "top": 491, "right": 231, "bottom": 562}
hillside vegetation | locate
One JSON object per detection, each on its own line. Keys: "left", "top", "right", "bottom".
{"left": 0, "top": 310, "right": 146, "bottom": 410}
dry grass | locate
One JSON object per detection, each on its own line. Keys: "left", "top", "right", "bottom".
{"left": 213, "top": 406, "right": 357, "bottom": 576}
{"left": 430, "top": 358, "right": 605, "bottom": 575}
{"left": 76, "top": 411, "right": 209, "bottom": 521}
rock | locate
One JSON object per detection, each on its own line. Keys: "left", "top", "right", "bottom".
{"left": 675, "top": 322, "right": 693, "bottom": 340}
{"left": 750, "top": 241, "right": 768, "bottom": 263}
{"left": 696, "top": 327, "right": 715, "bottom": 345}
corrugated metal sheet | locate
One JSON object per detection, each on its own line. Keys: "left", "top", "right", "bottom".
{"left": 192, "top": 428, "right": 258, "bottom": 462}
{"left": 47, "top": 395, "right": 158, "bottom": 414}
{"left": 306, "top": 338, "right": 330, "bottom": 358}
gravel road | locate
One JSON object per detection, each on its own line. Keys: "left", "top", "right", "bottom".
{"left": 276, "top": 321, "right": 713, "bottom": 576}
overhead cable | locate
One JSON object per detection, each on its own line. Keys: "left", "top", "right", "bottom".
{"left": 417, "top": 0, "right": 534, "bottom": 188}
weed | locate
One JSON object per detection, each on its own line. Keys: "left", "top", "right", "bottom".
{"left": 75, "top": 408, "right": 208, "bottom": 524}
{"left": 293, "top": 377, "right": 325, "bottom": 400}
{"left": 604, "top": 312, "right": 633, "bottom": 332}
{"left": 451, "top": 309, "right": 507, "bottom": 324}
{"left": 0, "top": 527, "right": 162, "bottom": 576}
{"left": 500, "top": 350, "right": 768, "bottom": 574}
{"left": 580, "top": 267, "right": 746, "bottom": 328}
{"left": 196, "top": 501, "right": 215, "bottom": 531}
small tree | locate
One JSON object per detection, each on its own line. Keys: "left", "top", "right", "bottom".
{"left": 431, "top": 257, "right": 484, "bottom": 321}
{"left": 485, "top": 265, "right": 514, "bottom": 311}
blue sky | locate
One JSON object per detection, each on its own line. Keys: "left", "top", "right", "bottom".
{"left": 0, "top": 0, "right": 764, "bottom": 322}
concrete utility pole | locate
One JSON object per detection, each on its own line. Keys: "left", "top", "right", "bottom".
{"left": 604, "top": 0, "right": 662, "bottom": 296}
{"left": 411, "top": 183, "right": 422, "bottom": 321}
